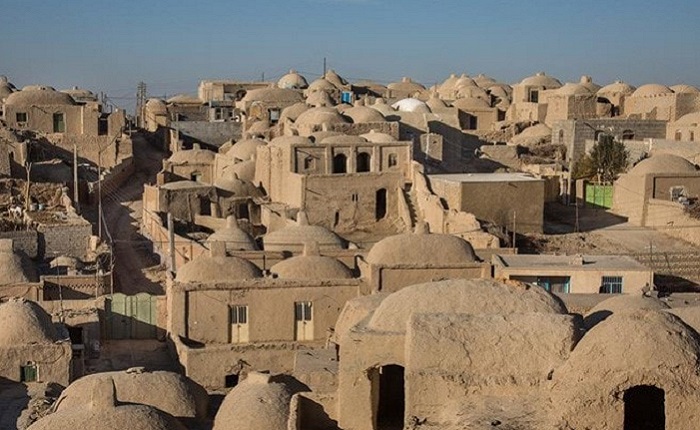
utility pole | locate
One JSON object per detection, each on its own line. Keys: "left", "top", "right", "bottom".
{"left": 323, "top": 57, "right": 327, "bottom": 77}
{"left": 73, "top": 143, "right": 80, "bottom": 214}
{"left": 511, "top": 211, "right": 517, "bottom": 250}
{"left": 135, "top": 81, "right": 147, "bottom": 128}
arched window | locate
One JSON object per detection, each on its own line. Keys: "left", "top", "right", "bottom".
{"left": 675, "top": 130, "right": 682, "bottom": 141}
{"left": 357, "top": 152, "right": 371, "bottom": 173}
{"left": 624, "top": 385, "right": 665, "bottom": 430}
{"left": 333, "top": 153, "right": 347, "bottom": 174}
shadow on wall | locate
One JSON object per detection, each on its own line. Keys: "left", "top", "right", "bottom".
{"left": 543, "top": 202, "right": 628, "bottom": 234}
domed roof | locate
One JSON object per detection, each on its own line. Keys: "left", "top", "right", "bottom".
{"left": 6, "top": 86, "right": 77, "bottom": 106}
{"left": 367, "top": 224, "right": 477, "bottom": 267}
{"left": 597, "top": 80, "right": 636, "bottom": 96}
{"left": 367, "top": 278, "right": 566, "bottom": 332}
{"left": 305, "top": 90, "right": 336, "bottom": 107}
{"left": 391, "top": 97, "right": 431, "bottom": 113}
{"left": 228, "top": 159, "right": 256, "bottom": 182}
{"left": 166, "top": 94, "right": 201, "bottom": 104}
{"left": 308, "top": 131, "right": 344, "bottom": 143}
{"left": 454, "top": 75, "right": 478, "bottom": 89}
{"left": 473, "top": 73, "right": 497, "bottom": 88}
{"left": 631, "top": 84, "right": 673, "bottom": 97}
{"left": 227, "top": 138, "right": 266, "bottom": 162}
{"left": 54, "top": 370, "right": 208, "bottom": 420}
{"left": 145, "top": 98, "right": 167, "bottom": 114}
{"left": 578, "top": 75, "right": 601, "bottom": 93}
{"left": 360, "top": 130, "right": 396, "bottom": 143}
{"left": 369, "top": 98, "right": 397, "bottom": 115}
{"left": 438, "top": 74, "right": 460, "bottom": 92}
{"left": 675, "top": 111, "right": 700, "bottom": 126}
{"left": 168, "top": 148, "right": 216, "bottom": 164}
{"left": 510, "top": 123, "right": 552, "bottom": 146}
{"left": 277, "top": 69, "right": 308, "bottom": 90}
{"left": 319, "top": 134, "right": 367, "bottom": 145}
{"left": 280, "top": 102, "right": 309, "bottom": 122}
{"left": 270, "top": 242, "right": 353, "bottom": 280}
{"left": 29, "top": 404, "right": 186, "bottom": 430}
{"left": 269, "top": 136, "right": 313, "bottom": 147}
{"left": 323, "top": 69, "right": 348, "bottom": 88}
{"left": 628, "top": 154, "right": 698, "bottom": 176}
{"left": 214, "top": 175, "right": 260, "bottom": 198}
{"left": 487, "top": 85, "right": 512, "bottom": 101}
{"left": 387, "top": 77, "right": 426, "bottom": 95}
{"left": 294, "top": 107, "right": 348, "bottom": 126}
{"left": 519, "top": 72, "right": 562, "bottom": 89}
{"left": 61, "top": 86, "right": 98, "bottom": 102}
{"left": 213, "top": 373, "right": 298, "bottom": 430}
{"left": 426, "top": 95, "right": 448, "bottom": 111}
{"left": 452, "top": 96, "right": 491, "bottom": 110}
{"left": 246, "top": 120, "right": 271, "bottom": 135}
{"left": 0, "top": 298, "right": 60, "bottom": 345}
{"left": 176, "top": 255, "right": 262, "bottom": 283}
{"left": 553, "top": 83, "right": 592, "bottom": 96}
{"left": 584, "top": 295, "right": 669, "bottom": 330}
{"left": 671, "top": 84, "right": 700, "bottom": 94}
{"left": 0, "top": 83, "right": 15, "bottom": 99}
{"left": 342, "top": 105, "right": 386, "bottom": 123}
{"left": 0, "top": 240, "right": 38, "bottom": 284}
{"left": 263, "top": 212, "right": 344, "bottom": 253}
{"left": 307, "top": 78, "right": 338, "bottom": 92}
{"left": 242, "top": 87, "right": 304, "bottom": 103}
{"left": 207, "top": 216, "right": 258, "bottom": 251}
{"left": 456, "top": 85, "right": 490, "bottom": 101}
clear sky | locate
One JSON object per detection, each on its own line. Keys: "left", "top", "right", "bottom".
{"left": 1, "top": 0, "right": 699, "bottom": 111}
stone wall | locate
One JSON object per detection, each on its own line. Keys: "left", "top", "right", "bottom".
{"left": 0, "top": 230, "right": 39, "bottom": 258}
{"left": 37, "top": 221, "right": 92, "bottom": 259}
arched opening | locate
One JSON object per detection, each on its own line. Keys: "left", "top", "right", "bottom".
{"left": 376, "top": 188, "right": 387, "bottom": 220}
{"left": 371, "top": 365, "right": 405, "bottom": 429}
{"left": 622, "top": 129, "right": 635, "bottom": 140}
{"left": 624, "top": 385, "right": 665, "bottom": 430}
{"left": 333, "top": 153, "right": 347, "bottom": 174}
{"left": 690, "top": 131, "right": 695, "bottom": 142}
{"left": 675, "top": 130, "right": 682, "bottom": 141}
{"left": 558, "top": 129, "right": 565, "bottom": 145}
{"left": 357, "top": 152, "right": 371, "bottom": 173}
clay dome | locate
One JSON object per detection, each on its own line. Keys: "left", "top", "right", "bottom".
{"left": 367, "top": 225, "right": 477, "bottom": 267}
{"left": 280, "top": 102, "right": 309, "bottom": 122}
{"left": 367, "top": 278, "right": 566, "bottom": 332}
{"left": 360, "top": 130, "right": 396, "bottom": 143}
{"left": 454, "top": 75, "right": 478, "bottom": 89}
{"left": 473, "top": 73, "right": 497, "bottom": 88}
{"left": 369, "top": 99, "right": 397, "bottom": 116}
{"left": 61, "top": 86, "right": 98, "bottom": 102}
{"left": 0, "top": 298, "right": 60, "bottom": 345}
{"left": 578, "top": 75, "right": 601, "bottom": 93}
{"left": 597, "top": 80, "right": 636, "bottom": 96}
{"left": 263, "top": 212, "right": 344, "bottom": 253}
{"left": 168, "top": 147, "right": 216, "bottom": 164}
{"left": 206, "top": 216, "right": 258, "bottom": 251}
{"left": 554, "top": 83, "right": 592, "bottom": 96}
{"left": 277, "top": 69, "right": 308, "bottom": 90}
{"left": 631, "top": 84, "right": 673, "bottom": 97}
{"left": 675, "top": 111, "right": 700, "bottom": 126}
{"left": 309, "top": 131, "right": 344, "bottom": 143}
{"left": 270, "top": 243, "right": 353, "bottom": 280}
{"left": 452, "top": 97, "right": 491, "bottom": 110}
{"left": 391, "top": 98, "right": 431, "bottom": 113}
{"left": 438, "top": 74, "right": 460, "bottom": 92}
{"left": 342, "top": 105, "right": 386, "bottom": 123}
{"left": 323, "top": 69, "right": 348, "bottom": 88}
{"left": 213, "top": 373, "right": 298, "bottom": 430}
{"left": 426, "top": 95, "right": 448, "bottom": 111}
{"left": 246, "top": 120, "right": 270, "bottom": 135}
{"left": 228, "top": 159, "right": 256, "bottom": 182}
{"left": 584, "top": 295, "right": 669, "bottom": 329}
{"left": 307, "top": 78, "right": 338, "bottom": 92}
{"left": 214, "top": 175, "right": 260, "bottom": 198}
{"left": 510, "top": 123, "right": 552, "bottom": 146}
{"left": 671, "top": 84, "right": 700, "bottom": 94}
{"left": 305, "top": 90, "right": 336, "bottom": 107}
{"left": 388, "top": 77, "right": 427, "bottom": 95}
{"left": 145, "top": 98, "right": 167, "bottom": 114}
{"left": 6, "top": 87, "right": 77, "bottom": 106}
{"left": 456, "top": 85, "right": 490, "bottom": 101}
{"left": 294, "top": 107, "right": 348, "bottom": 126}
{"left": 54, "top": 370, "right": 209, "bottom": 420}
{"left": 488, "top": 85, "right": 512, "bottom": 101}
{"left": 519, "top": 72, "right": 562, "bottom": 89}
{"left": 227, "top": 138, "right": 266, "bottom": 162}
{"left": 176, "top": 255, "right": 262, "bottom": 283}
{"left": 269, "top": 136, "right": 313, "bottom": 147}
{"left": 0, "top": 83, "right": 15, "bottom": 99}
{"left": 242, "top": 87, "right": 303, "bottom": 103}
{"left": 628, "top": 154, "right": 698, "bottom": 176}
{"left": 28, "top": 403, "right": 186, "bottom": 430}
{"left": 0, "top": 241, "right": 38, "bottom": 284}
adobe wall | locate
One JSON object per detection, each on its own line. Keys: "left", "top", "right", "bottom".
{"left": 0, "top": 230, "right": 38, "bottom": 258}
{"left": 37, "top": 221, "right": 92, "bottom": 259}
{"left": 611, "top": 174, "right": 649, "bottom": 225}
{"left": 645, "top": 199, "right": 700, "bottom": 247}
{"left": 5, "top": 104, "right": 84, "bottom": 135}
{"left": 170, "top": 121, "right": 242, "bottom": 149}
{"left": 0, "top": 343, "right": 72, "bottom": 386}
{"left": 652, "top": 175, "right": 700, "bottom": 199}
{"left": 495, "top": 267, "right": 651, "bottom": 295}
{"left": 377, "top": 266, "right": 486, "bottom": 294}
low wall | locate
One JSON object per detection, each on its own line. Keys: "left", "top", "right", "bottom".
{"left": 645, "top": 199, "right": 700, "bottom": 246}
{"left": 41, "top": 273, "right": 111, "bottom": 300}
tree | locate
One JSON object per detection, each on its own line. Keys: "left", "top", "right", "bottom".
{"left": 572, "top": 135, "right": 628, "bottom": 183}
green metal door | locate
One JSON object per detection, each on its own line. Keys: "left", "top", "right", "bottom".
{"left": 21, "top": 364, "right": 37, "bottom": 382}
{"left": 585, "top": 184, "right": 613, "bottom": 209}
{"left": 106, "top": 293, "right": 157, "bottom": 339}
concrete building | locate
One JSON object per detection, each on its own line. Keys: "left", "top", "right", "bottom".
{"left": 492, "top": 253, "right": 652, "bottom": 294}
{"left": 429, "top": 172, "right": 545, "bottom": 234}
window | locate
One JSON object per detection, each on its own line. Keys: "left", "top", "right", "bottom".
{"left": 214, "top": 108, "right": 223, "bottom": 121}
{"left": 624, "top": 385, "right": 665, "bottom": 430}
{"left": 351, "top": 193, "right": 359, "bottom": 202}
{"left": 230, "top": 305, "right": 249, "bottom": 343}
{"left": 691, "top": 131, "right": 695, "bottom": 142}
{"left": 294, "top": 301, "right": 313, "bottom": 341}
{"left": 536, "top": 276, "right": 570, "bottom": 293}
{"left": 53, "top": 113, "right": 66, "bottom": 133}
{"left": 376, "top": 188, "right": 387, "bottom": 220}
{"left": 529, "top": 89, "right": 539, "bottom": 103}
{"left": 559, "top": 129, "right": 565, "bottom": 145}
{"left": 333, "top": 153, "right": 347, "bottom": 174}
{"left": 675, "top": 130, "right": 682, "bottom": 141}
{"left": 269, "top": 108, "right": 281, "bottom": 124}
{"left": 303, "top": 156, "right": 315, "bottom": 171}
{"left": 191, "top": 172, "right": 202, "bottom": 182}
{"left": 600, "top": 276, "right": 623, "bottom": 294}
{"left": 16, "top": 112, "right": 27, "bottom": 123}
{"left": 357, "top": 152, "right": 371, "bottom": 173}
{"left": 388, "top": 153, "right": 398, "bottom": 168}
{"left": 21, "top": 363, "right": 37, "bottom": 382}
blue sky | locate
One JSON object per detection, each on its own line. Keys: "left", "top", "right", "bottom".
{"left": 1, "top": 0, "right": 699, "bottom": 110}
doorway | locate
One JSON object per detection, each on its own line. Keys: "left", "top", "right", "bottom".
{"left": 624, "top": 385, "right": 665, "bottom": 430}
{"left": 333, "top": 153, "right": 347, "bottom": 174}
{"left": 376, "top": 188, "right": 387, "bottom": 220}
{"left": 374, "top": 365, "right": 405, "bottom": 429}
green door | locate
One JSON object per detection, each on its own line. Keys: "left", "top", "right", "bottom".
{"left": 53, "top": 113, "right": 66, "bottom": 133}
{"left": 21, "top": 364, "right": 37, "bottom": 382}
{"left": 106, "top": 293, "right": 157, "bottom": 339}
{"left": 585, "top": 184, "right": 613, "bottom": 209}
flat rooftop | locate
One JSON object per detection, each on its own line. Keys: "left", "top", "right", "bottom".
{"left": 494, "top": 254, "right": 649, "bottom": 270}
{"left": 429, "top": 172, "right": 542, "bottom": 183}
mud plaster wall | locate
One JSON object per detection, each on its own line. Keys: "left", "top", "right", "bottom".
{"left": 37, "top": 222, "right": 92, "bottom": 259}
{"left": 495, "top": 267, "right": 650, "bottom": 295}
{"left": 0, "top": 343, "right": 72, "bottom": 386}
